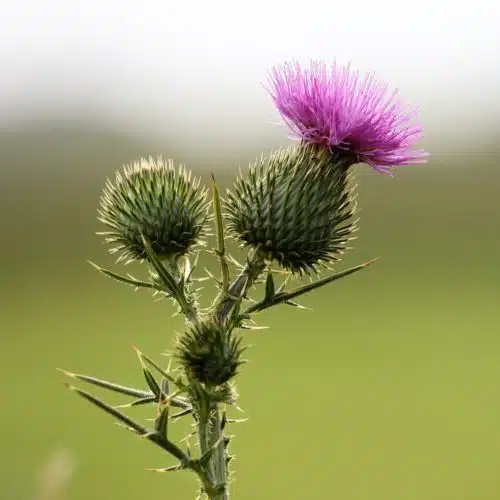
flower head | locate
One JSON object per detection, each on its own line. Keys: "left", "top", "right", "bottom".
{"left": 225, "top": 144, "right": 357, "bottom": 274}
{"left": 98, "top": 156, "right": 209, "bottom": 263}
{"left": 176, "top": 319, "right": 245, "bottom": 387}
{"left": 267, "top": 60, "right": 429, "bottom": 173}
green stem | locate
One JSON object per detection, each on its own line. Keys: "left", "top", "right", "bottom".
{"left": 209, "top": 407, "right": 228, "bottom": 499}
{"left": 199, "top": 403, "right": 228, "bottom": 499}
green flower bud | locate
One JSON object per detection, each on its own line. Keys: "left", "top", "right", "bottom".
{"left": 224, "top": 144, "right": 357, "bottom": 274}
{"left": 176, "top": 320, "right": 245, "bottom": 387}
{"left": 98, "top": 156, "right": 209, "bottom": 262}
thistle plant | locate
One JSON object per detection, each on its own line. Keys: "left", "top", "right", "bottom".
{"left": 60, "top": 59, "right": 428, "bottom": 499}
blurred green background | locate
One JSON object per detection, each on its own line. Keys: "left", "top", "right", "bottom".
{"left": 1, "top": 123, "right": 499, "bottom": 500}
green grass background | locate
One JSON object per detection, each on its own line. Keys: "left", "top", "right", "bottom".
{"left": 1, "top": 125, "right": 499, "bottom": 499}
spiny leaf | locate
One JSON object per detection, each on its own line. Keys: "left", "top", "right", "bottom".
{"left": 143, "top": 369, "right": 162, "bottom": 398}
{"left": 245, "top": 258, "right": 378, "bottom": 314}
{"left": 154, "top": 405, "right": 169, "bottom": 440}
{"left": 68, "top": 384, "right": 189, "bottom": 462}
{"left": 133, "top": 348, "right": 164, "bottom": 398}
{"left": 275, "top": 258, "right": 378, "bottom": 303}
{"left": 212, "top": 174, "right": 230, "bottom": 294}
{"left": 133, "top": 347, "right": 187, "bottom": 392}
{"left": 57, "top": 369, "right": 152, "bottom": 399}
{"left": 87, "top": 261, "right": 159, "bottom": 290}
{"left": 59, "top": 369, "right": 191, "bottom": 410}
{"left": 65, "top": 384, "right": 148, "bottom": 435}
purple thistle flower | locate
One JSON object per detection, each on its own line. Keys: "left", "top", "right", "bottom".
{"left": 267, "top": 60, "right": 429, "bottom": 174}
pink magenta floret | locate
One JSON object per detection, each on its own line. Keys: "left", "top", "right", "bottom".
{"left": 267, "top": 60, "right": 429, "bottom": 173}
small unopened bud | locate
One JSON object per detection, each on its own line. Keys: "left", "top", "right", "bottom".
{"left": 98, "top": 156, "right": 209, "bottom": 262}
{"left": 225, "top": 144, "right": 357, "bottom": 274}
{"left": 176, "top": 320, "right": 245, "bottom": 387}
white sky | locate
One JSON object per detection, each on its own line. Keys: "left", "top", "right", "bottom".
{"left": 1, "top": 0, "right": 499, "bottom": 153}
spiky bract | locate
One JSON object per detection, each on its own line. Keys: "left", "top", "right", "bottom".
{"left": 176, "top": 320, "right": 245, "bottom": 387}
{"left": 225, "top": 144, "right": 357, "bottom": 274}
{"left": 98, "top": 157, "right": 209, "bottom": 262}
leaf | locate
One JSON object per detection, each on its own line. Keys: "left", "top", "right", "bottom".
{"left": 57, "top": 369, "right": 152, "bottom": 399}
{"left": 154, "top": 405, "right": 170, "bottom": 440}
{"left": 133, "top": 347, "right": 188, "bottom": 394}
{"left": 66, "top": 384, "right": 189, "bottom": 463}
{"left": 212, "top": 174, "right": 230, "bottom": 294}
{"left": 143, "top": 368, "right": 162, "bottom": 398}
{"left": 245, "top": 258, "right": 378, "bottom": 314}
{"left": 87, "top": 261, "right": 158, "bottom": 290}
{"left": 134, "top": 348, "right": 165, "bottom": 398}
{"left": 160, "top": 377, "right": 169, "bottom": 399}
{"left": 65, "top": 384, "right": 148, "bottom": 435}
{"left": 276, "top": 258, "right": 378, "bottom": 303}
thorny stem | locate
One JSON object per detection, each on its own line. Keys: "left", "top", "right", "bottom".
{"left": 200, "top": 249, "right": 268, "bottom": 499}
{"left": 199, "top": 403, "right": 228, "bottom": 499}
{"left": 209, "top": 409, "right": 227, "bottom": 499}
{"left": 200, "top": 249, "right": 267, "bottom": 498}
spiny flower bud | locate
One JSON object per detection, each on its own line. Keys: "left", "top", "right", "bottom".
{"left": 98, "top": 156, "right": 209, "bottom": 262}
{"left": 225, "top": 144, "right": 357, "bottom": 274}
{"left": 176, "top": 320, "right": 245, "bottom": 387}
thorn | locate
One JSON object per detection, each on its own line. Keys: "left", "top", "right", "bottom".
{"left": 114, "top": 422, "right": 140, "bottom": 434}
{"left": 140, "top": 431, "right": 157, "bottom": 440}
{"left": 132, "top": 345, "right": 146, "bottom": 367}
{"left": 146, "top": 465, "right": 182, "bottom": 473}
{"left": 114, "top": 403, "right": 135, "bottom": 409}
{"left": 226, "top": 418, "right": 249, "bottom": 424}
